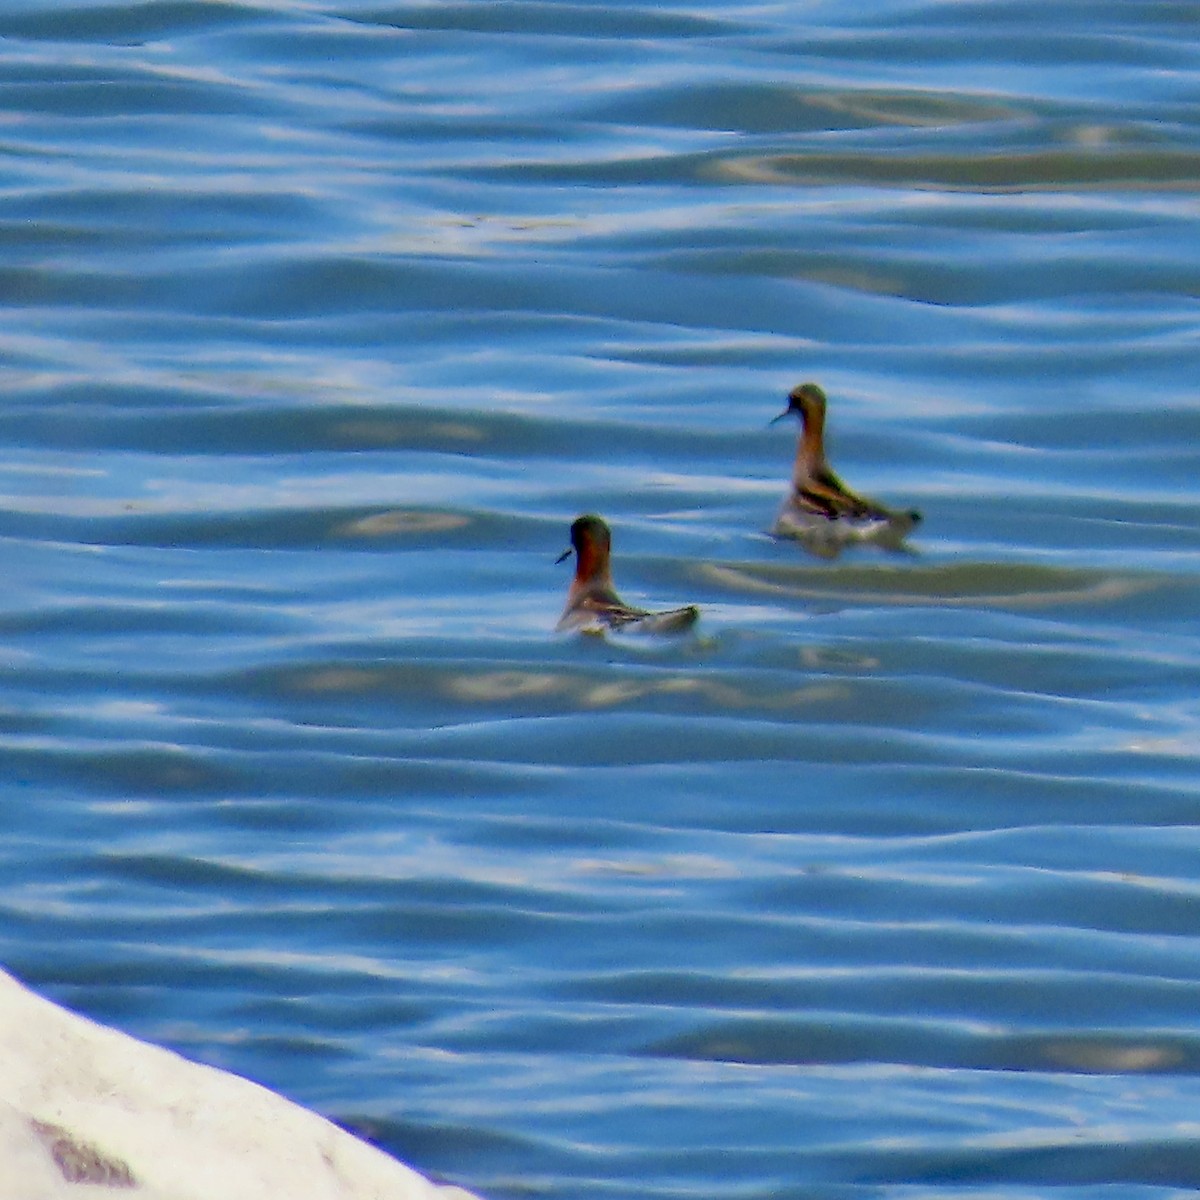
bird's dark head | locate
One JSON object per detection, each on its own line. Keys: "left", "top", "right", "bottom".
{"left": 771, "top": 382, "right": 828, "bottom": 426}
{"left": 556, "top": 514, "right": 612, "bottom": 566}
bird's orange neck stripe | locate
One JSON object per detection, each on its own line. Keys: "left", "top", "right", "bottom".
{"left": 575, "top": 538, "right": 610, "bottom": 585}
{"left": 797, "top": 407, "right": 827, "bottom": 474}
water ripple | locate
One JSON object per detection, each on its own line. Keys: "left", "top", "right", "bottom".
{"left": 2, "top": 1, "right": 1200, "bottom": 1198}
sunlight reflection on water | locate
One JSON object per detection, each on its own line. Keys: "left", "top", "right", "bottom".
{"left": 2, "top": 1, "right": 1200, "bottom": 1198}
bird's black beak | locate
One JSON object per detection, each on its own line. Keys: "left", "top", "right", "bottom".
{"left": 555, "top": 547, "right": 572, "bottom": 565}
{"left": 768, "top": 408, "right": 791, "bottom": 427}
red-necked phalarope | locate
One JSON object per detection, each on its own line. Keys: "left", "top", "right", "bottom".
{"left": 556, "top": 515, "right": 699, "bottom": 634}
{"left": 771, "top": 382, "right": 920, "bottom": 555}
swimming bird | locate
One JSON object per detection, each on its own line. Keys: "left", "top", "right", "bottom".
{"left": 556, "top": 514, "right": 699, "bottom": 634}
{"left": 771, "top": 382, "right": 920, "bottom": 555}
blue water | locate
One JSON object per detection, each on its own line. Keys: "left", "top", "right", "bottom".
{"left": 2, "top": 1, "right": 1200, "bottom": 1197}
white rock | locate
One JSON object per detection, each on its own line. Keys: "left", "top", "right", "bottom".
{"left": 0, "top": 967, "right": 481, "bottom": 1200}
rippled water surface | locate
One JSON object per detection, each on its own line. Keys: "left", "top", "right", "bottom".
{"left": 3, "top": 1, "right": 1200, "bottom": 1196}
